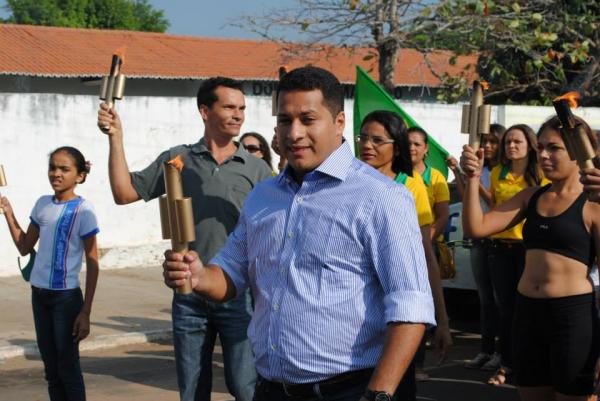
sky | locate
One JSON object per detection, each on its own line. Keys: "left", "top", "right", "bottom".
{"left": 0, "top": 0, "right": 299, "bottom": 40}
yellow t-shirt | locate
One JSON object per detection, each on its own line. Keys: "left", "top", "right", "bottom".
{"left": 490, "top": 164, "right": 550, "bottom": 240}
{"left": 396, "top": 172, "right": 434, "bottom": 228}
{"left": 420, "top": 166, "right": 450, "bottom": 216}
{"left": 419, "top": 166, "right": 450, "bottom": 240}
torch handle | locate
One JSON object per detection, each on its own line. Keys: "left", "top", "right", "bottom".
{"left": 172, "top": 244, "right": 193, "bottom": 295}
{"left": 163, "top": 163, "right": 193, "bottom": 295}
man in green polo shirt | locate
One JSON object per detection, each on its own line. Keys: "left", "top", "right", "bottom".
{"left": 97, "top": 77, "right": 271, "bottom": 401}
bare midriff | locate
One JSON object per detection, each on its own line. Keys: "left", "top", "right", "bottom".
{"left": 519, "top": 249, "right": 593, "bottom": 298}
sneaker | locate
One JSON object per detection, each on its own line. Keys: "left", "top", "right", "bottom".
{"left": 481, "top": 353, "right": 502, "bottom": 371}
{"left": 464, "top": 352, "right": 491, "bottom": 369}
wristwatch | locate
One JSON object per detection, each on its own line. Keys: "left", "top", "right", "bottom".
{"left": 363, "top": 389, "right": 393, "bottom": 401}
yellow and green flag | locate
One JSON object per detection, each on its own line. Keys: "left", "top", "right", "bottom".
{"left": 353, "top": 66, "right": 449, "bottom": 178}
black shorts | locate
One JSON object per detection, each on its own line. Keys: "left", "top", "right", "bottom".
{"left": 513, "top": 292, "right": 600, "bottom": 396}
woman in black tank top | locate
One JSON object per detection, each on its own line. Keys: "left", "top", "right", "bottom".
{"left": 460, "top": 116, "right": 600, "bottom": 401}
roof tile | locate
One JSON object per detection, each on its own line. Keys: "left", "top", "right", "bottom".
{"left": 0, "top": 24, "right": 477, "bottom": 86}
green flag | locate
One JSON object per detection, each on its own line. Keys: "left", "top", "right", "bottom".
{"left": 353, "top": 66, "right": 450, "bottom": 178}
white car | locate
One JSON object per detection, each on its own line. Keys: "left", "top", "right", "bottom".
{"left": 441, "top": 202, "right": 477, "bottom": 291}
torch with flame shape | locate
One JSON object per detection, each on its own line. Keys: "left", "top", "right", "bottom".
{"left": 100, "top": 47, "right": 126, "bottom": 109}
{"left": 159, "top": 155, "right": 195, "bottom": 294}
{"left": 552, "top": 92, "right": 600, "bottom": 170}
{"left": 0, "top": 165, "right": 7, "bottom": 214}
{"left": 461, "top": 81, "right": 491, "bottom": 150}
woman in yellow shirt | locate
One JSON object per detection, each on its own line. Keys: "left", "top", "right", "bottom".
{"left": 407, "top": 126, "right": 451, "bottom": 380}
{"left": 407, "top": 127, "right": 450, "bottom": 241}
{"left": 485, "top": 124, "right": 548, "bottom": 385}
{"left": 358, "top": 110, "right": 452, "bottom": 397}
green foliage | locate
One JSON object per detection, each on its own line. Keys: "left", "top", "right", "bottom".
{"left": 412, "top": 0, "right": 600, "bottom": 105}
{"left": 2, "top": 0, "right": 169, "bottom": 32}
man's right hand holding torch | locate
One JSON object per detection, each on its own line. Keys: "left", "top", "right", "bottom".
{"left": 162, "top": 250, "right": 237, "bottom": 302}
{"left": 97, "top": 103, "right": 123, "bottom": 139}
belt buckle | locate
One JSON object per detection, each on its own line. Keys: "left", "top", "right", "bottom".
{"left": 281, "top": 382, "right": 321, "bottom": 398}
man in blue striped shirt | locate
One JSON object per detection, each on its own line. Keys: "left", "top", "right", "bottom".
{"left": 164, "top": 66, "right": 435, "bottom": 401}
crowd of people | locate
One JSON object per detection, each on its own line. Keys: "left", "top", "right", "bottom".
{"left": 1, "top": 65, "right": 599, "bottom": 401}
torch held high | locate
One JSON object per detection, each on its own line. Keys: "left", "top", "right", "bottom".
{"left": 552, "top": 92, "right": 600, "bottom": 170}
{"left": 461, "top": 80, "right": 491, "bottom": 150}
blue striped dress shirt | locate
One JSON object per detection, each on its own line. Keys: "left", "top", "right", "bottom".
{"left": 211, "top": 142, "right": 435, "bottom": 384}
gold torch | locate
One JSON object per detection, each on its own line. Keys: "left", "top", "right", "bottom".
{"left": 0, "top": 165, "right": 6, "bottom": 214}
{"left": 552, "top": 92, "right": 600, "bottom": 170}
{"left": 159, "top": 155, "right": 195, "bottom": 294}
{"left": 461, "top": 81, "right": 491, "bottom": 150}
{"left": 100, "top": 48, "right": 126, "bottom": 109}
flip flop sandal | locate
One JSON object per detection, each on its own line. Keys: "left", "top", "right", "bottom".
{"left": 487, "top": 366, "right": 512, "bottom": 386}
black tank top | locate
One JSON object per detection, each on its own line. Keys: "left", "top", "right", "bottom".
{"left": 522, "top": 184, "right": 595, "bottom": 266}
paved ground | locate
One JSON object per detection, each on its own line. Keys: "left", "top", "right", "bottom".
{"left": 0, "top": 267, "right": 520, "bottom": 401}
{"left": 0, "top": 266, "right": 172, "bottom": 360}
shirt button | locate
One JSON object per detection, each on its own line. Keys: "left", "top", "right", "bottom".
{"left": 287, "top": 231, "right": 294, "bottom": 238}
{"left": 296, "top": 196, "right": 303, "bottom": 203}
{"left": 273, "top": 304, "right": 279, "bottom": 311}
{"left": 271, "top": 344, "right": 277, "bottom": 350}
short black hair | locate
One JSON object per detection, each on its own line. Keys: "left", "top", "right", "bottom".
{"left": 361, "top": 111, "right": 412, "bottom": 176}
{"left": 196, "top": 77, "right": 244, "bottom": 110}
{"left": 276, "top": 66, "right": 344, "bottom": 117}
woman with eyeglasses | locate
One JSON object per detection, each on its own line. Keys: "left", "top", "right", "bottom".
{"left": 240, "top": 132, "right": 273, "bottom": 171}
{"left": 358, "top": 110, "right": 452, "bottom": 400}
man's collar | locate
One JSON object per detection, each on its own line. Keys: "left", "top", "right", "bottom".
{"left": 277, "top": 141, "right": 353, "bottom": 184}
{"left": 190, "top": 137, "right": 247, "bottom": 162}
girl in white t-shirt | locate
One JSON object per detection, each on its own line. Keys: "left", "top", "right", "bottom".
{"left": 1, "top": 146, "right": 99, "bottom": 401}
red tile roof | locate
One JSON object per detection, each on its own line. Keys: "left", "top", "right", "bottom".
{"left": 0, "top": 23, "right": 477, "bottom": 86}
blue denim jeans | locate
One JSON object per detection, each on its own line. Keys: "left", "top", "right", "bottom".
{"left": 172, "top": 289, "right": 256, "bottom": 401}
{"left": 31, "top": 286, "right": 86, "bottom": 401}
{"left": 470, "top": 240, "right": 499, "bottom": 354}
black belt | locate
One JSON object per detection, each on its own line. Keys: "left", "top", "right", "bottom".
{"left": 259, "top": 368, "right": 373, "bottom": 398}
{"left": 489, "top": 239, "right": 523, "bottom": 249}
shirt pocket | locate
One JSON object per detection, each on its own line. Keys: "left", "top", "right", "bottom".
{"left": 300, "top": 211, "right": 369, "bottom": 300}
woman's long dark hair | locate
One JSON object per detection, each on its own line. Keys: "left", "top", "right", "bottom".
{"left": 361, "top": 110, "right": 413, "bottom": 176}
{"left": 499, "top": 124, "right": 542, "bottom": 187}
{"left": 484, "top": 123, "right": 505, "bottom": 168}
{"left": 240, "top": 132, "right": 273, "bottom": 170}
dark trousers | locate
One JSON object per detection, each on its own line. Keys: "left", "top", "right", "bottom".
{"left": 252, "top": 365, "right": 415, "bottom": 401}
{"left": 470, "top": 240, "right": 499, "bottom": 354}
{"left": 253, "top": 377, "right": 367, "bottom": 401}
{"left": 32, "top": 286, "right": 86, "bottom": 401}
{"left": 488, "top": 241, "right": 525, "bottom": 369}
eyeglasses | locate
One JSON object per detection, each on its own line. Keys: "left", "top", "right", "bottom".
{"left": 243, "top": 144, "right": 261, "bottom": 154}
{"left": 355, "top": 134, "right": 395, "bottom": 146}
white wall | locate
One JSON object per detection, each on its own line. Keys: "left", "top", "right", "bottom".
{"left": 1, "top": 92, "right": 599, "bottom": 276}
